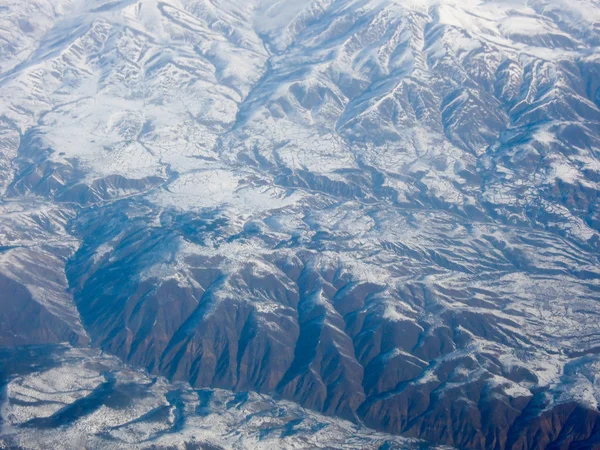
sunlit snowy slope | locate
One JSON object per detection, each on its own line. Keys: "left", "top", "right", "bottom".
{"left": 1, "top": 0, "right": 600, "bottom": 448}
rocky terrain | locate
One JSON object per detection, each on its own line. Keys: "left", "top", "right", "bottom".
{"left": 1, "top": 0, "right": 600, "bottom": 448}
{"left": 0, "top": 345, "right": 440, "bottom": 449}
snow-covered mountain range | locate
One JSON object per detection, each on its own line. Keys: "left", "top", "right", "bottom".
{"left": 0, "top": 345, "right": 440, "bottom": 449}
{"left": 1, "top": 0, "right": 600, "bottom": 448}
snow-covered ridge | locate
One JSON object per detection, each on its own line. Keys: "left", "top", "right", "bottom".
{"left": 0, "top": 0, "right": 599, "bottom": 448}
{"left": 0, "top": 345, "right": 436, "bottom": 449}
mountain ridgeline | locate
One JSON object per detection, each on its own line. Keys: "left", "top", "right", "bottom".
{"left": 1, "top": 0, "right": 600, "bottom": 448}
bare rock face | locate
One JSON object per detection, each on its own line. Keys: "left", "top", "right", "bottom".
{"left": 1, "top": 0, "right": 600, "bottom": 449}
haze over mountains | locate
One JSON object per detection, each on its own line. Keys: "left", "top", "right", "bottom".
{"left": 1, "top": 0, "right": 600, "bottom": 448}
